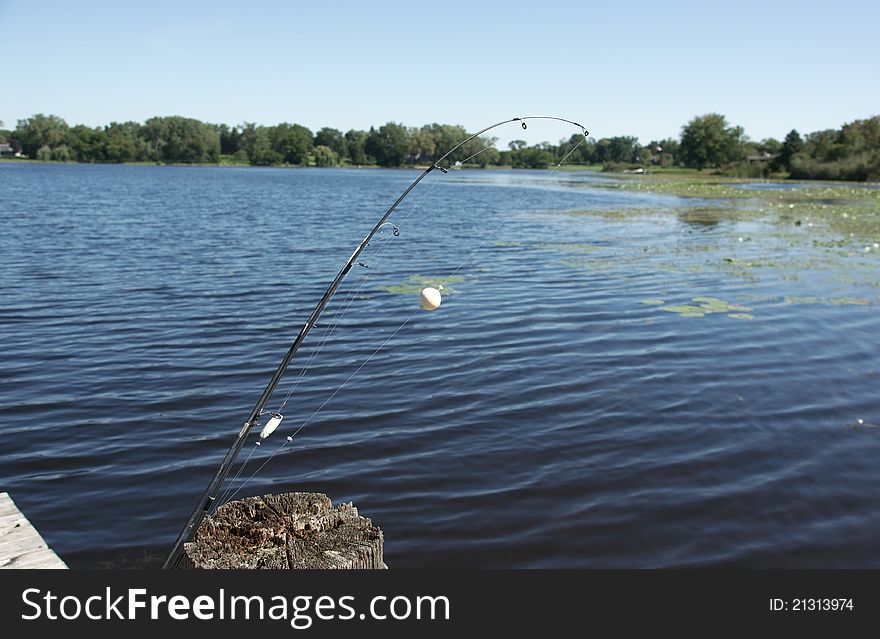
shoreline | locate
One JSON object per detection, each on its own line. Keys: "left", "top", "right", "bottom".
{"left": 2, "top": 156, "right": 878, "bottom": 186}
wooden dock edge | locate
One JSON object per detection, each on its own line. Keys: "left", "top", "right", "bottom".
{"left": 0, "top": 492, "right": 67, "bottom": 569}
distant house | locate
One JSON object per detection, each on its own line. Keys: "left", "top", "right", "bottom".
{"left": 0, "top": 143, "right": 14, "bottom": 156}
{"left": 747, "top": 151, "right": 779, "bottom": 164}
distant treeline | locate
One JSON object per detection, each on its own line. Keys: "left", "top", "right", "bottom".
{"left": 1, "top": 113, "right": 878, "bottom": 181}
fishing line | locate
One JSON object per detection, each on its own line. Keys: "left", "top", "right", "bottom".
{"left": 216, "top": 258, "right": 390, "bottom": 504}
{"left": 440, "top": 136, "right": 586, "bottom": 286}
{"left": 269, "top": 126, "right": 530, "bottom": 430}
{"left": 448, "top": 139, "right": 499, "bottom": 168}
{"left": 226, "top": 130, "right": 585, "bottom": 500}
{"left": 266, "top": 145, "right": 497, "bottom": 429}
{"left": 215, "top": 442, "right": 259, "bottom": 508}
{"left": 214, "top": 236, "right": 395, "bottom": 506}
{"left": 219, "top": 317, "right": 413, "bottom": 506}
{"left": 164, "top": 116, "right": 589, "bottom": 568}
{"left": 274, "top": 232, "right": 392, "bottom": 410}
{"left": 214, "top": 171, "right": 448, "bottom": 505}
{"left": 291, "top": 135, "right": 587, "bottom": 426}
{"left": 274, "top": 169, "right": 445, "bottom": 413}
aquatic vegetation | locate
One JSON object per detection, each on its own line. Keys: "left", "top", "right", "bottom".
{"left": 660, "top": 304, "right": 705, "bottom": 315}
{"left": 600, "top": 173, "right": 880, "bottom": 240}
{"left": 534, "top": 172, "right": 878, "bottom": 308}
{"left": 691, "top": 296, "right": 754, "bottom": 313}
{"left": 377, "top": 274, "right": 467, "bottom": 295}
{"left": 783, "top": 296, "right": 872, "bottom": 306}
{"left": 646, "top": 296, "right": 758, "bottom": 319}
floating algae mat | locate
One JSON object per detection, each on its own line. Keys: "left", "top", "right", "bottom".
{"left": 601, "top": 173, "right": 880, "bottom": 241}
{"left": 643, "top": 296, "right": 755, "bottom": 319}
{"left": 783, "top": 295, "right": 873, "bottom": 306}
{"left": 538, "top": 172, "right": 879, "bottom": 317}
{"left": 377, "top": 274, "right": 467, "bottom": 295}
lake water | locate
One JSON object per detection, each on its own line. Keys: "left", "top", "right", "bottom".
{"left": 1, "top": 163, "right": 878, "bottom": 568}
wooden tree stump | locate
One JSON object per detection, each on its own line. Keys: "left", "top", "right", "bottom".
{"left": 182, "top": 492, "right": 386, "bottom": 569}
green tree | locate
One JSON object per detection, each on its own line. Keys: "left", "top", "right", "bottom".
{"left": 679, "top": 113, "right": 745, "bottom": 169}
{"left": 52, "top": 145, "right": 73, "bottom": 162}
{"left": 512, "top": 147, "right": 552, "bottom": 168}
{"left": 787, "top": 117, "right": 880, "bottom": 181}
{"left": 473, "top": 145, "right": 500, "bottom": 167}
{"left": 427, "top": 124, "right": 488, "bottom": 165}
{"left": 104, "top": 121, "right": 149, "bottom": 162}
{"left": 365, "top": 123, "right": 409, "bottom": 167}
{"left": 758, "top": 138, "right": 782, "bottom": 155}
{"left": 606, "top": 136, "right": 641, "bottom": 163}
{"left": 427, "top": 124, "right": 461, "bottom": 156}
{"left": 578, "top": 137, "right": 598, "bottom": 164}
{"left": 774, "top": 130, "right": 802, "bottom": 171}
{"left": 141, "top": 116, "right": 221, "bottom": 163}
{"left": 216, "top": 124, "right": 242, "bottom": 155}
{"left": 408, "top": 126, "right": 436, "bottom": 164}
{"left": 67, "top": 124, "right": 107, "bottom": 162}
{"left": 344, "top": 129, "right": 369, "bottom": 164}
{"left": 237, "top": 123, "right": 259, "bottom": 159}
{"left": 314, "top": 127, "right": 346, "bottom": 157}
{"left": 14, "top": 114, "right": 70, "bottom": 158}
{"left": 558, "top": 134, "right": 594, "bottom": 165}
{"left": 269, "top": 123, "right": 313, "bottom": 164}
{"left": 248, "top": 127, "right": 283, "bottom": 165}
{"left": 313, "top": 145, "right": 338, "bottom": 167}
{"left": 647, "top": 138, "right": 679, "bottom": 167}
{"left": 593, "top": 138, "right": 612, "bottom": 164}
{"left": 457, "top": 133, "right": 496, "bottom": 167}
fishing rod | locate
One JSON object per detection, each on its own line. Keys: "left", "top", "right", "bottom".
{"left": 163, "top": 115, "right": 589, "bottom": 568}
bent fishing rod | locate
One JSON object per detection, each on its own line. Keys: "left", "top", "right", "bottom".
{"left": 163, "top": 115, "right": 588, "bottom": 568}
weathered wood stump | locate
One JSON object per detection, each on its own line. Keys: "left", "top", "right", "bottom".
{"left": 182, "top": 492, "right": 386, "bottom": 569}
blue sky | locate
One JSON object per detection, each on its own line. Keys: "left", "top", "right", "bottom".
{"left": 1, "top": 0, "right": 878, "bottom": 146}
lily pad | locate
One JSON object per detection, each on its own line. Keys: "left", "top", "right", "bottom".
{"left": 727, "top": 313, "right": 754, "bottom": 320}
{"left": 660, "top": 305, "right": 705, "bottom": 314}
{"left": 377, "top": 274, "right": 467, "bottom": 296}
{"left": 640, "top": 299, "right": 665, "bottom": 305}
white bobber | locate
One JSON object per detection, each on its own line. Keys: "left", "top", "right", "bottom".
{"left": 418, "top": 287, "right": 442, "bottom": 311}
